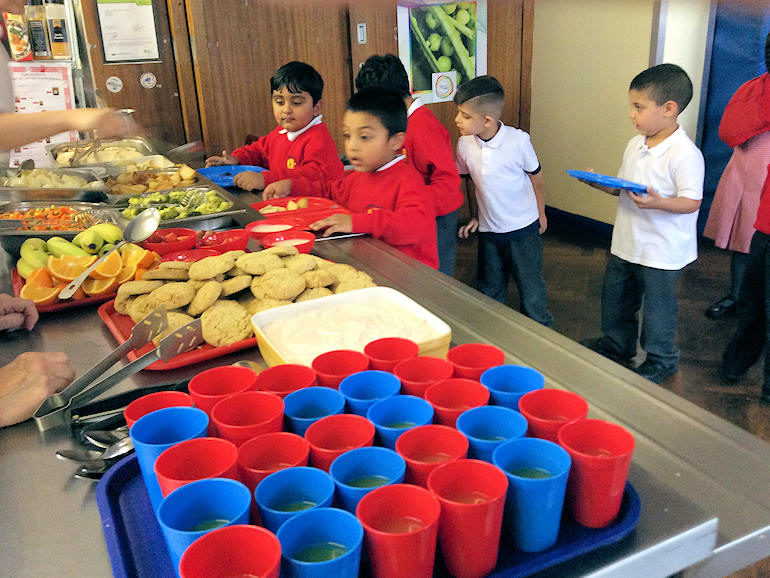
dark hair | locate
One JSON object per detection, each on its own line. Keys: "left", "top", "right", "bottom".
{"left": 355, "top": 54, "right": 411, "bottom": 99}
{"left": 453, "top": 75, "right": 505, "bottom": 117}
{"left": 629, "top": 63, "right": 693, "bottom": 113}
{"left": 270, "top": 61, "right": 324, "bottom": 105}
{"left": 347, "top": 87, "right": 407, "bottom": 136}
{"left": 765, "top": 31, "right": 770, "bottom": 72}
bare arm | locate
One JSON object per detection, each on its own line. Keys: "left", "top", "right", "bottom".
{"left": 0, "top": 109, "right": 137, "bottom": 151}
{"left": 629, "top": 188, "right": 701, "bottom": 213}
{"left": 529, "top": 171, "right": 547, "bottom": 233}
{"left": 458, "top": 175, "right": 478, "bottom": 238}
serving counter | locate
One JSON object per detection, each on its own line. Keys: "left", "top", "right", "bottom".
{"left": 1, "top": 201, "right": 769, "bottom": 576}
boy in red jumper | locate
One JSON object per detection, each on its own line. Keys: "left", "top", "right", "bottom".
{"left": 355, "top": 54, "right": 463, "bottom": 276}
{"left": 268, "top": 87, "right": 439, "bottom": 268}
{"left": 204, "top": 61, "right": 343, "bottom": 193}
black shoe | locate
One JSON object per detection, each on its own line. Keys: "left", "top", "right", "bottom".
{"left": 634, "top": 360, "right": 677, "bottom": 383}
{"left": 718, "top": 364, "right": 743, "bottom": 384}
{"left": 705, "top": 296, "right": 736, "bottom": 319}
{"left": 580, "top": 337, "right": 634, "bottom": 368}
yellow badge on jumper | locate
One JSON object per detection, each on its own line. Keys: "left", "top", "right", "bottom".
{"left": 287, "top": 158, "right": 297, "bottom": 169}
{"left": 401, "top": 146, "right": 408, "bottom": 157}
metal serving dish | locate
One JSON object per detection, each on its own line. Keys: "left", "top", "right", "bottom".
{"left": 105, "top": 166, "right": 198, "bottom": 198}
{"left": 100, "top": 155, "right": 177, "bottom": 177}
{"left": 46, "top": 138, "right": 156, "bottom": 169}
{"left": 0, "top": 167, "right": 108, "bottom": 202}
{"left": 0, "top": 201, "right": 123, "bottom": 258}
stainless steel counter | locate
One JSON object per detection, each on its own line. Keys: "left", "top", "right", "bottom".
{"left": 1, "top": 204, "right": 769, "bottom": 576}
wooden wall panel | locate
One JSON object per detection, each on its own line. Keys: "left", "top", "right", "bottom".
{"left": 186, "top": 0, "right": 352, "bottom": 157}
{"left": 79, "top": 0, "right": 186, "bottom": 145}
{"left": 166, "top": 0, "right": 201, "bottom": 143}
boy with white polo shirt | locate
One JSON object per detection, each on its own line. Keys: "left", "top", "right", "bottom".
{"left": 454, "top": 75, "right": 553, "bottom": 326}
{"left": 580, "top": 63, "right": 704, "bottom": 384}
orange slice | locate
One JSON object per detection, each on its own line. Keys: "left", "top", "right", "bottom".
{"left": 122, "top": 248, "right": 156, "bottom": 268}
{"left": 134, "top": 267, "right": 148, "bottom": 280}
{"left": 88, "top": 250, "right": 122, "bottom": 280}
{"left": 47, "top": 255, "right": 98, "bottom": 283}
{"left": 55, "top": 281, "right": 86, "bottom": 300}
{"left": 115, "top": 262, "right": 137, "bottom": 284}
{"left": 26, "top": 267, "right": 53, "bottom": 288}
{"left": 20, "top": 283, "right": 60, "bottom": 305}
{"left": 82, "top": 276, "right": 118, "bottom": 296}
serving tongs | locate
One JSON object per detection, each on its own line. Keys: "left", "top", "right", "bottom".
{"left": 33, "top": 307, "right": 204, "bottom": 432}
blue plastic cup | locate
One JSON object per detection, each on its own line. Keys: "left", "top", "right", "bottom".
{"left": 156, "top": 477, "right": 251, "bottom": 572}
{"left": 255, "top": 466, "right": 336, "bottom": 534}
{"left": 277, "top": 507, "right": 364, "bottom": 578}
{"left": 456, "top": 405, "right": 528, "bottom": 462}
{"left": 366, "top": 395, "right": 434, "bottom": 449}
{"left": 492, "top": 437, "right": 572, "bottom": 552}
{"left": 329, "top": 446, "right": 406, "bottom": 512}
{"left": 339, "top": 370, "right": 401, "bottom": 416}
{"left": 130, "top": 406, "right": 209, "bottom": 511}
{"left": 480, "top": 365, "right": 545, "bottom": 410}
{"left": 283, "top": 387, "right": 345, "bottom": 436}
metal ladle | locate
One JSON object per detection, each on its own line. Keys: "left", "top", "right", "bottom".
{"left": 58, "top": 208, "right": 161, "bottom": 300}
{"left": 15, "top": 158, "right": 34, "bottom": 177}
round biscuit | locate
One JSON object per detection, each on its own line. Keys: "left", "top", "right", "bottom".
{"left": 141, "top": 268, "right": 189, "bottom": 281}
{"left": 282, "top": 253, "right": 318, "bottom": 274}
{"left": 295, "top": 287, "right": 333, "bottom": 302}
{"left": 147, "top": 282, "right": 196, "bottom": 310}
{"left": 301, "top": 268, "right": 336, "bottom": 288}
{"left": 151, "top": 311, "right": 195, "bottom": 346}
{"left": 200, "top": 300, "right": 253, "bottom": 346}
{"left": 188, "top": 254, "right": 236, "bottom": 280}
{"left": 116, "top": 280, "right": 163, "bottom": 298}
{"left": 236, "top": 252, "right": 284, "bottom": 275}
{"left": 220, "top": 274, "right": 252, "bottom": 297}
{"left": 261, "top": 268, "right": 306, "bottom": 301}
{"left": 187, "top": 280, "right": 223, "bottom": 316}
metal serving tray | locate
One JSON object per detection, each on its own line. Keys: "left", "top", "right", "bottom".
{"left": 105, "top": 167, "right": 199, "bottom": 198}
{"left": 0, "top": 167, "right": 108, "bottom": 201}
{"left": 100, "top": 155, "right": 177, "bottom": 177}
{"left": 46, "top": 138, "right": 156, "bottom": 168}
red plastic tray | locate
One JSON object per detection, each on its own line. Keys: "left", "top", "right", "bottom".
{"left": 11, "top": 267, "right": 117, "bottom": 313}
{"left": 250, "top": 196, "right": 339, "bottom": 215}
{"left": 97, "top": 300, "right": 259, "bottom": 371}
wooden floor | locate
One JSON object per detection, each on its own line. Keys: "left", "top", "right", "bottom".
{"left": 453, "top": 223, "right": 769, "bottom": 577}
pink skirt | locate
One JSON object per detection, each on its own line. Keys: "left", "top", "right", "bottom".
{"left": 704, "top": 131, "right": 770, "bottom": 253}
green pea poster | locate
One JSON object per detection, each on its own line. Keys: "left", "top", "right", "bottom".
{"left": 397, "top": 1, "right": 487, "bottom": 103}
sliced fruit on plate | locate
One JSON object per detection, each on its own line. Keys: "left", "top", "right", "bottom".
{"left": 82, "top": 276, "right": 119, "bottom": 296}
{"left": 55, "top": 281, "right": 86, "bottom": 300}
{"left": 122, "top": 248, "right": 156, "bottom": 268}
{"left": 47, "top": 254, "right": 98, "bottom": 283}
{"left": 26, "top": 267, "right": 54, "bottom": 288}
{"left": 20, "top": 283, "right": 60, "bottom": 305}
{"left": 115, "top": 262, "right": 138, "bottom": 284}
{"left": 88, "top": 250, "right": 123, "bottom": 280}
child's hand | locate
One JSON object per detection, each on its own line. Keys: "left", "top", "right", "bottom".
{"left": 262, "top": 179, "right": 292, "bottom": 200}
{"left": 205, "top": 150, "right": 238, "bottom": 167}
{"left": 629, "top": 186, "right": 660, "bottom": 208}
{"left": 458, "top": 218, "right": 478, "bottom": 238}
{"left": 310, "top": 214, "right": 353, "bottom": 237}
{"left": 539, "top": 213, "right": 548, "bottom": 234}
{"left": 233, "top": 171, "right": 266, "bottom": 191}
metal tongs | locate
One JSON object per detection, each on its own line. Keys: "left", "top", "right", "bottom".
{"left": 33, "top": 306, "right": 204, "bottom": 432}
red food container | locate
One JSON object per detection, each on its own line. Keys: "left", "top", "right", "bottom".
{"left": 140, "top": 228, "right": 197, "bottom": 255}
{"left": 196, "top": 229, "right": 250, "bottom": 253}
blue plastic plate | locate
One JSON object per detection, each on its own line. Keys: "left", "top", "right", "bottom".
{"left": 567, "top": 169, "right": 648, "bottom": 195}
{"left": 97, "top": 454, "right": 641, "bottom": 578}
{"left": 197, "top": 165, "right": 265, "bottom": 188}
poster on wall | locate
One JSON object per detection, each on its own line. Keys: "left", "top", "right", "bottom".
{"left": 397, "top": 1, "right": 487, "bottom": 104}
{"left": 9, "top": 62, "right": 76, "bottom": 167}
{"left": 96, "top": 0, "right": 160, "bottom": 63}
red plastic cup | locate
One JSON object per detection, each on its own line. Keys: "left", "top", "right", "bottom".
{"left": 395, "top": 424, "right": 469, "bottom": 486}
{"left": 304, "top": 413, "right": 375, "bottom": 472}
{"left": 179, "top": 524, "right": 281, "bottom": 578}
{"left": 254, "top": 363, "right": 316, "bottom": 398}
{"left": 446, "top": 343, "right": 506, "bottom": 379}
{"left": 393, "top": 356, "right": 454, "bottom": 398}
{"left": 364, "top": 337, "right": 420, "bottom": 372}
{"left": 518, "top": 388, "right": 589, "bottom": 442}
{"left": 210, "top": 391, "right": 284, "bottom": 447}
{"left": 558, "top": 419, "right": 635, "bottom": 528}
{"left": 427, "top": 459, "right": 508, "bottom": 578}
{"left": 311, "top": 349, "right": 370, "bottom": 388}
{"left": 123, "top": 391, "right": 193, "bottom": 428}
{"left": 154, "top": 437, "right": 239, "bottom": 497}
{"left": 424, "top": 378, "right": 490, "bottom": 427}
{"left": 356, "top": 484, "right": 441, "bottom": 578}
{"left": 187, "top": 366, "right": 259, "bottom": 415}
{"left": 237, "top": 432, "right": 310, "bottom": 495}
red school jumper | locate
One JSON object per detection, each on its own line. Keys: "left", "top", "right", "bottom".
{"left": 405, "top": 105, "right": 463, "bottom": 217}
{"left": 231, "top": 122, "right": 344, "bottom": 187}
{"left": 293, "top": 158, "right": 439, "bottom": 269}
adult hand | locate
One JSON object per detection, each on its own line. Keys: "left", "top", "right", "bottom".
{"left": 205, "top": 150, "right": 239, "bottom": 167}
{"left": 309, "top": 213, "right": 352, "bottom": 237}
{"left": 262, "top": 179, "right": 293, "bottom": 200}
{"left": 71, "top": 108, "right": 140, "bottom": 139}
{"left": 0, "top": 352, "right": 75, "bottom": 427}
{"left": 233, "top": 171, "right": 266, "bottom": 191}
{"left": 458, "top": 217, "right": 478, "bottom": 239}
{"left": 0, "top": 294, "right": 38, "bottom": 331}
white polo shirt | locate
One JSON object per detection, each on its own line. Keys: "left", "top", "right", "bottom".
{"left": 612, "top": 126, "right": 704, "bottom": 270}
{"left": 456, "top": 123, "right": 540, "bottom": 233}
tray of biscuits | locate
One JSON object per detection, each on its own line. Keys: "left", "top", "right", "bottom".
{"left": 96, "top": 245, "right": 377, "bottom": 370}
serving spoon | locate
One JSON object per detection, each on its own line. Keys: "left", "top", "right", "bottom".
{"left": 56, "top": 436, "right": 134, "bottom": 464}
{"left": 58, "top": 208, "right": 161, "bottom": 300}
{"left": 15, "top": 158, "right": 34, "bottom": 177}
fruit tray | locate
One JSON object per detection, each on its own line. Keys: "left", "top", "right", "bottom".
{"left": 11, "top": 267, "right": 117, "bottom": 313}
{"left": 96, "top": 454, "right": 640, "bottom": 578}
{"left": 97, "top": 300, "right": 259, "bottom": 371}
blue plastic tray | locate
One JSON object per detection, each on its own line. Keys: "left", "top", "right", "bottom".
{"left": 96, "top": 454, "right": 640, "bottom": 578}
{"left": 567, "top": 169, "right": 648, "bottom": 195}
{"left": 197, "top": 165, "right": 265, "bottom": 188}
